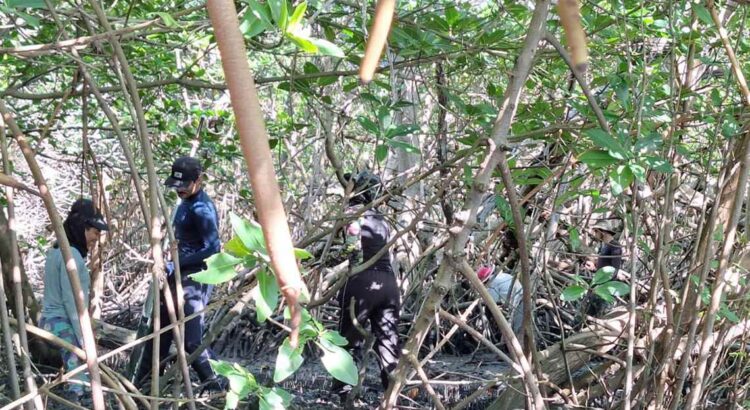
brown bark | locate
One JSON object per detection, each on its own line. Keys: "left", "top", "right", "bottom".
{"left": 360, "top": 0, "right": 396, "bottom": 83}
{"left": 206, "top": 0, "right": 308, "bottom": 346}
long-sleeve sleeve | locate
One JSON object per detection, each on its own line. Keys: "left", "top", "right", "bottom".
{"left": 179, "top": 200, "right": 220, "bottom": 269}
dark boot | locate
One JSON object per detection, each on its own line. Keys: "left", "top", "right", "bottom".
{"left": 193, "top": 358, "right": 215, "bottom": 382}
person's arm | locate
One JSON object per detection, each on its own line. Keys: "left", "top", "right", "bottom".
{"left": 179, "top": 201, "right": 220, "bottom": 269}
{"left": 60, "top": 251, "right": 90, "bottom": 345}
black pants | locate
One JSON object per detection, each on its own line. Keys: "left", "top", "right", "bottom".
{"left": 337, "top": 269, "right": 401, "bottom": 389}
{"left": 136, "top": 271, "right": 215, "bottom": 383}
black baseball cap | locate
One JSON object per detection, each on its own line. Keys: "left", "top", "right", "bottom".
{"left": 165, "top": 156, "right": 202, "bottom": 189}
{"left": 71, "top": 198, "right": 109, "bottom": 231}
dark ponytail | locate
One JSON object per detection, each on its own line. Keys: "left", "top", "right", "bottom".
{"left": 63, "top": 213, "right": 89, "bottom": 258}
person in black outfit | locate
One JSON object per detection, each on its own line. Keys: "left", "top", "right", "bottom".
{"left": 333, "top": 171, "right": 401, "bottom": 395}
{"left": 135, "top": 156, "right": 224, "bottom": 392}
{"left": 585, "top": 219, "right": 624, "bottom": 317}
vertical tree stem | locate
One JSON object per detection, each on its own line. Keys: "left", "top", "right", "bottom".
{"left": 0, "top": 117, "right": 20, "bottom": 400}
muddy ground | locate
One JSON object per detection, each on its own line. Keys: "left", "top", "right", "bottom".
{"left": 0, "top": 342, "right": 509, "bottom": 409}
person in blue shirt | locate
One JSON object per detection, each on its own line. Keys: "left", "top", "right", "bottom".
{"left": 135, "top": 156, "right": 224, "bottom": 392}
{"left": 40, "top": 198, "right": 108, "bottom": 404}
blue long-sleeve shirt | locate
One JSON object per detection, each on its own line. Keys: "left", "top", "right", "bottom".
{"left": 41, "top": 246, "right": 89, "bottom": 345}
{"left": 174, "top": 189, "right": 220, "bottom": 272}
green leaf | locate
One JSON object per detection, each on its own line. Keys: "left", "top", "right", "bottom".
{"left": 279, "top": 0, "right": 288, "bottom": 32}
{"left": 231, "top": 213, "right": 266, "bottom": 253}
{"left": 609, "top": 165, "right": 634, "bottom": 196}
{"left": 377, "top": 107, "right": 393, "bottom": 131}
{"left": 357, "top": 117, "right": 380, "bottom": 134}
{"left": 568, "top": 227, "right": 581, "bottom": 251}
{"left": 287, "top": 32, "right": 318, "bottom": 52}
{"left": 643, "top": 156, "right": 673, "bottom": 173}
{"left": 294, "top": 248, "right": 313, "bottom": 260}
{"left": 154, "top": 12, "right": 178, "bottom": 27}
{"left": 287, "top": 1, "right": 307, "bottom": 32}
{"left": 322, "top": 330, "right": 349, "bottom": 346}
{"left": 225, "top": 236, "right": 251, "bottom": 257}
{"left": 629, "top": 163, "right": 646, "bottom": 182}
{"left": 444, "top": 4, "right": 460, "bottom": 26}
{"left": 308, "top": 37, "right": 346, "bottom": 58}
{"left": 386, "top": 139, "right": 420, "bottom": 154}
{"left": 561, "top": 285, "right": 586, "bottom": 301}
{"left": 693, "top": 4, "right": 713, "bottom": 26}
{"left": 375, "top": 144, "right": 388, "bottom": 162}
{"left": 254, "top": 269, "right": 279, "bottom": 322}
{"left": 596, "top": 280, "right": 630, "bottom": 300}
{"left": 585, "top": 129, "right": 629, "bottom": 160}
{"left": 318, "top": 338, "right": 358, "bottom": 385}
{"left": 386, "top": 124, "right": 420, "bottom": 139}
{"left": 720, "top": 304, "right": 740, "bottom": 323}
{"left": 259, "top": 387, "right": 292, "bottom": 410}
{"left": 246, "top": 0, "right": 273, "bottom": 25}
{"left": 274, "top": 338, "right": 305, "bottom": 382}
{"left": 7, "top": 0, "right": 45, "bottom": 9}
{"left": 240, "top": 9, "right": 270, "bottom": 38}
{"left": 578, "top": 150, "right": 619, "bottom": 169}
{"left": 189, "top": 253, "right": 242, "bottom": 285}
{"left": 268, "top": 0, "right": 284, "bottom": 24}
{"left": 593, "top": 285, "right": 615, "bottom": 303}
{"left": 593, "top": 266, "right": 616, "bottom": 286}
{"left": 209, "top": 359, "right": 235, "bottom": 376}
{"left": 226, "top": 391, "right": 240, "bottom": 409}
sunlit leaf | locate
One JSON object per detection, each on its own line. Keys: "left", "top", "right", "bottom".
{"left": 561, "top": 285, "right": 586, "bottom": 302}
{"left": 308, "top": 37, "right": 345, "bottom": 57}
{"left": 578, "top": 150, "right": 619, "bottom": 169}
{"left": 287, "top": 1, "right": 307, "bottom": 32}
{"left": 609, "top": 165, "right": 634, "bottom": 196}
{"left": 585, "top": 129, "right": 629, "bottom": 160}
{"left": 593, "top": 266, "right": 616, "bottom": 286}
{"left": 231, "top": 213, "right": 266, "bottom": 253}
{"left": 253, "top": 268, "right": 279, "bottom": 322}
{"left": 225, "top": 236, "right": 251, "bottom": 257}
{"left": 274, "top": 338, "right": 304, "bottom": 382}
{"left": 154, "top": 12, "right": 178, "bottom": 27}
{"left": 318, "top": 338, "right": 358, "bottom": 385}
{"left": 189, "top": 253, "right": 241, "bottom": 285}
{"left": 294, "top": 248, "right": 313, "bottom": 260}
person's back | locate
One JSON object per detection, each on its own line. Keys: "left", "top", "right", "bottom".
{"left": 359, "top": 208, "right": 392, "bottom": 272}
{"left": 334, "top": 171, "right": 401, "bottom": 399}
{"left": 41, "top": 246, "right": 89, "bottom": 341}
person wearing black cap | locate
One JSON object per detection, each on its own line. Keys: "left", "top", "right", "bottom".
{"left": 332, "top": 171, "right": 401, "bottom": 398}
{"left": 135, "top": 156, "right": 223, "bottom": 392}
{"left": 40, "top": 198, "right": 108, "bottom": 404}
